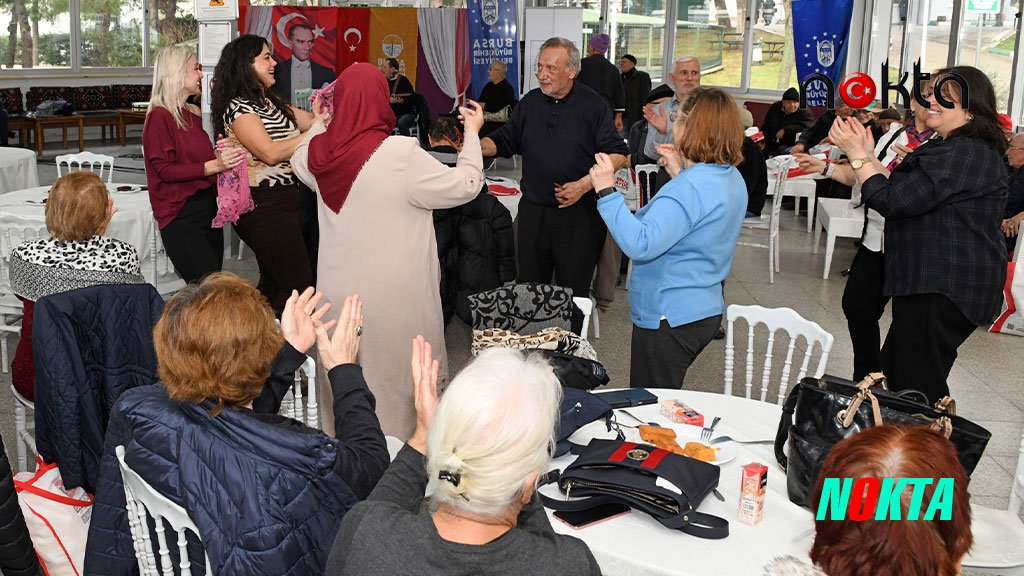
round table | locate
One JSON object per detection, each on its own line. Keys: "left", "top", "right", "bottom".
{"left": 0, "top": 183, "right": 183, "bottom": 295}
{"left": 541, "top": 389, "right": 815, "bottom": 576}
{"left": 0, "top": 148, "right": 39, "bottom": 195}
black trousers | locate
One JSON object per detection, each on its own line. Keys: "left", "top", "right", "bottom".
{"left": 630, "top": 315, "right": 722, "bottom": 389}
{"left": 880, "top": 293, "right": 977, "bottom": 404}
{"left": 842, "top": 246, "right": 889, "bottom": 380}
{"left": 159, "top": 187, "right": 223, "bottom": 285}
{"left": 297, "top": 183, "right": 319, "bottom": 286}
{"left": 516, "top": 196, "right": 606, "bottom": 298}
{"left": 233, "top": 183, "right": 312, "bottom": 316}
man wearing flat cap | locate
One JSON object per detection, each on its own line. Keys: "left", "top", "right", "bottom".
{"left": 576, "top": 33, "right": 626, "bottom": 131}
{"left": 620, "top": 54, "right": 651, "bottom": 135}
{"left": 761, "top": 87, "right": 813, "bottom": 156}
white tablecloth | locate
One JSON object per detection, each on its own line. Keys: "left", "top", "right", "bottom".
{"left": 0, "top": 183, "right": 183, "bottom": 295}
{"left": 0, "top": 148, "right": 39, "bottom": 194}
{"left": 540, "top": 389, "right": 815, "bottom": 576}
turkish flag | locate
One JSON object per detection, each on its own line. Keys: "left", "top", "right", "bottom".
{"left": 337, "top": 8, "right": 370, "bottom": 73}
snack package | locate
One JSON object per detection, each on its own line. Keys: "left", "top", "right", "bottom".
{"left": 660, "top": 399, "right": 704, "bottom": 427}
{"left": 738, "top": 462, "right": 768, "bottom": 526}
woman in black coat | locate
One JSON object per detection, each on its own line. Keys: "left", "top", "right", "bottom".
{"left": 1, "top": 433, "right": 43, "bottom": 576}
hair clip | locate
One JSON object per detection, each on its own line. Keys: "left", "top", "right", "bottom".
{"left": 438, "top": 470, "right": 461, "bottom": 487}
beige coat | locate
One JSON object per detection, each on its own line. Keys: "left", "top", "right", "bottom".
{"left": 293, "top": 124, "right": 483, "bottom": 439}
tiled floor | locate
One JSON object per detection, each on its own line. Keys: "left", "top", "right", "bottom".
{"left": 1, "top": 140, "right": 1021, "bottom": 573}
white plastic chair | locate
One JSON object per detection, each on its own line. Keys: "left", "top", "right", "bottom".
{"left": 624, "top": 164, "right": 661, "bottom": 289}
{"left": 724, "top": 304, "right": 834, "bottom": 405}
{"left": 0, "top": 223, "right": 50, "bottom": 372}
{"left": 147, "top": 216, "right": 175, "bottom": 293}
{"left": 736, "top": 156, "right": 791, "bottom": 284}
{"left": 572, "top": 296, "right": 597, "bottom": 340}
{"left": 11, "top": 385, "right": 35, "bottom": 472}
{"left": 116, "top": 445, "right": 213, "bottom": 576}
{"left": 278, "top": 356, "right": 319, "bottom": 429}
{"left": 962, "top": 427, "right": 1024, "bottom": 574}
{"left": 56, "top": 151, "right": 115, "bottom": 183}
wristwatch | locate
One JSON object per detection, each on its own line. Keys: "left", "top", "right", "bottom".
{"left": 597, "top": 186, "right": 617, "bottom": 199}
{"left": 850, "top": 157, "right": 872, "bottom": 170}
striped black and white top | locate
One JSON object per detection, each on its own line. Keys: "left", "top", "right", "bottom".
{"left": 224, "top": 97, "right": 299, "bottom": 187}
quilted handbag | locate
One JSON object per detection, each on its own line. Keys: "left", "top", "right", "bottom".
{"left": 774, "top": 373, "right": 992, "bottom": 508}
{"left": 542, "top": 438, "right": 729, "bottom": 539}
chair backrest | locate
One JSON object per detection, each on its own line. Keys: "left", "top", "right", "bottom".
{"left": 147, "top": 216, "right": 174, "bottom": 291}
{"left": 766, "top": 156, "right": 793, "bottom": 242}
{"left": 634, "top": 163, "right": 659, "bottom": 208}
{"left": 278, "top": 356, "right": 319, "bottom": 429}
{"left": 0, "top": 221, "right": 50, "bottom": 296}
{"left": 55, "top": 151, "right": 115, "bottom": 183}
{"left": 724, "top": 304, "right": 834, "bottom": 404}
{"left": 116, "top": 445, "right": 212, "bottom": 576}
{"left": 571, "top": 297, "right": 593, "bottom": 341}
{"left": 467, "top": 283, "right": 576, "bottom": 335}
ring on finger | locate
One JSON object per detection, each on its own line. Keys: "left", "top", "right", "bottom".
{"left": 355, "top": 325, "right": 363, "bottom": 336}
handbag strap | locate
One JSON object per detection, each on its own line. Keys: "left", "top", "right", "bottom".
{"left": 14, "top": 480, "right": 94, "bottom": 507}
{"left": 775, "top": 383, "right": 802, "bottom": 471}
{"left": 839, "top": 373, "right": 886, "bottom": 428}
{"left": 934, "top": 396, "right": 957, "bottom": 415}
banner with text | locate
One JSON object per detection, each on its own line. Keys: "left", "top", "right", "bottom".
{"left": 369, "top": 7, "right": 419, "bottom": 88}
{"left": 468, "top": 0, "right": 519, "bottom": 101}
{"left": 792, "top": 0, "right": 854, "bottom": 107}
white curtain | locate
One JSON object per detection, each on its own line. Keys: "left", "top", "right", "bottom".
{"left": 418, "top": 9, "right": 463, "bottom": 101}
{"left": 244, "top": 6, "right": 273, "bottom": 41}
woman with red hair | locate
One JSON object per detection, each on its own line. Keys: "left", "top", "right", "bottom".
{"left": 765, "top": 425, "right": 973, "bottom": 576}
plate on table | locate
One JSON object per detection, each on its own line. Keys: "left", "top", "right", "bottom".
{"left": 115, "top": 184, "right": 145, "bottom": 194}
{"left": 568, "top": 419, "right": 738, "bottom": 466}
{"left": 668, "top": 425, "right": 738, "bottom": 466}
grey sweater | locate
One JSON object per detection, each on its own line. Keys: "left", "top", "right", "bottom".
{"left": 325, "top": 444, "right": 602, "bottom": 575}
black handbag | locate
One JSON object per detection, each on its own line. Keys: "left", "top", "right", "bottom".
{"left": 774, "top": 373, "right": 992, "bottom": 508}
{"left": 539, "top": 350, "right": 609, "bottom": 390}
{"left": 554, "top": 387, "right": 612, "bottom": 457}
{"left": 542, "top": 438, "right": 729, "bottom": 539}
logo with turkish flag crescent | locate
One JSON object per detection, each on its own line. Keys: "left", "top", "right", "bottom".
{"left": 270, "top": 7, "right": 338, "bottom": 73}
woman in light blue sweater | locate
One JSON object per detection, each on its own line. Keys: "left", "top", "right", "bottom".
{"left": 590, "top": 87, "right": 747, "bottom": 388}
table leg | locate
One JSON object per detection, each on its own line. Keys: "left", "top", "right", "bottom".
{"left": 806, "top": 196, "right": 815, "bottom": 233}
{"left": 120, "top": 117, "right": 126, "bottom": 147}
{"left": 77, "top": 118, "right": 84, "bottom": 152}
{"left": 35, "top": 122, "right": 44, "bottom": 156}
{"left": 794, "top": 196, "right": 801, "bottom": 217}
{"left": 812, "top": 206, "right": 822, "bottom": 254}
{"left": 62, "top": 124, "right": 68, "bottom": 150}
{"left": 823, "top": 232, "right": 836, "bottom": 279}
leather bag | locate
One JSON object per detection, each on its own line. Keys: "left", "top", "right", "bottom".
{"left": 774, "top": 373, "right": 991, "bottom": 507}
{"left": 542, "top": 438, "right": 729, "bottom": 539}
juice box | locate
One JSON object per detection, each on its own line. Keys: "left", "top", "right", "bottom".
{"left": 738, "top": 462, "right": 768, "bottom": 526}
{"left": 659, "top": 399, "right": 704, "bottom": 427}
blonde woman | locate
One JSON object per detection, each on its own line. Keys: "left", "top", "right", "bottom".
{"left": 143, "top": 45, "right": 245, "bottom": 284}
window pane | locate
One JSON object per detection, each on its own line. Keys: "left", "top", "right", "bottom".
{"left": 888, "top": 0, "right": 907, "bottom": 74}
{"left": 902, "top": 0, "right": 953, "bottom": 77}
{"left": 82, "top": 0, "right": 144, "bottom": 67}
{"left": 609, "top": 0, "right": 667, "bottom": 84}
{"left": 956, "top": 5, "right": 1015, "bottom": 113}
{"left": 1, "top": 0, "right": 71, "bottom": 68}
{"left": 748, "top": 0, "right": 798, "bottom": 90}
{"left": 149, "top": 0, "right": 199, "bottom": 65}
{"left": 682, "top": 0, "right": 746, "bottom": 88}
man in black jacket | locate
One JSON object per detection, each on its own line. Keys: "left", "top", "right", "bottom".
{"left": 576, "top": 34, "right": 626, "bottom": 131}
{"left": 620, "top": 54, "right": 651, "bottom": 136}
{"left": 477, "top": 60, "right": 517, "bottom": 138}
{"left": 761, "top": 87, "right": 812, "bottom": 156}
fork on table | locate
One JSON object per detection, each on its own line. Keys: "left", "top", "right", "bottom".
{"left": 700, "top": 416, "right": 721, "bottom": 443}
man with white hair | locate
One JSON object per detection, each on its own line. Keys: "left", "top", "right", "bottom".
{"left": 481, "top": 37, "right": 628, "bottom": 298}
{"left": 643, "top": 55, "right": 701, "bottom": 163}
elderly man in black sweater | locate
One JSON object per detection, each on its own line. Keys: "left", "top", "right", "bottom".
{"left": 481, "top": 37, "right": 628, "bottom": 299}
{"left": 762, "top": 87, "right": 813, "bottom": 156}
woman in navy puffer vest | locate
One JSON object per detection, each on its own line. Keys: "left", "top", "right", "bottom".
{"left": 85, "top": 273, "right": 389, "bottom": 575}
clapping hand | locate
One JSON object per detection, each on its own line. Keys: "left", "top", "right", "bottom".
{"left": 890, "top": 143, "right": 911, "bottom": 166}
{"left": 458, "top": 100, "right": 485, "bottom": 134}
{"left": 281, "top": 287, "right": 333, "bottom": 354}
{"left": 588, "top": 153, "right": 616, "bottom": 193}
{"left": 829, "top": 116, "right": 874, "bottom": 159}
{"left": 643, "top": 104, "right": 669, "bottom": 134}
{"left": 655, "top": 144, "right": 683, "bottom": 178}
{"left": 408, "top": 335, "right": 440, "bottom": 454}
{"left": 313, "top": 294, "right": 363, "bottom": 372}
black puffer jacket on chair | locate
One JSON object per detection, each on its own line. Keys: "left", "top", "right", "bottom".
{"left": 0, "top": 431, "right": 43, "bottom": 576}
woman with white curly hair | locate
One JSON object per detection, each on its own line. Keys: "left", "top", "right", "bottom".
{"left": 325, "top": 339, "right": 601, "bottom": 574}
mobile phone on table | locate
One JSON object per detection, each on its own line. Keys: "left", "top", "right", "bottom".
{"left": 592, "top": 388, "right": 658, "bottom": 409}
{"left": 553, "top": 503, "right": 631, "bottom": 529}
